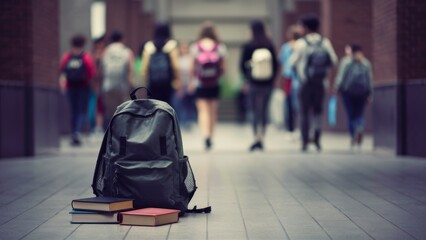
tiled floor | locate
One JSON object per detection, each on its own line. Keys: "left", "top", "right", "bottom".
{"left": 1, "top": 124, "right": 425, "bottom": 240}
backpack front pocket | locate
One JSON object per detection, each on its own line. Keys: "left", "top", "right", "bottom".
{"left": 114, "top": 160, "right": 175, "bottom": 209}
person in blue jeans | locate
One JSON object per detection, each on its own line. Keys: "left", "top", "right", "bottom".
{"left": 60, "top": 34, "right": 96, "bottom": 146}
{"left": 335, "top": 44, "right": 373, "bottom": 146}
{"left": 279, "top": 25, "right": 301, "bottom": 133}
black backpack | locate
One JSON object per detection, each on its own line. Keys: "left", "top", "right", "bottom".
{"left": 92, "top": 87, "right": 210, "bottom": 215}
{"left": 304, "top": 37, "right": 332, "bottom": 84}
{"left": 148, "top": 46, "right": 173, "bottom": 86}
{"left": 64, "top": 53, "right": 86, "bottom": 84}
{"left": 341, "top": 61, "right": 371, "bottom": 97}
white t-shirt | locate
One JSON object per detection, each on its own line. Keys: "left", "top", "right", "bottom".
{"left": 102, "top": 42, "right": 132, "bottom": 92}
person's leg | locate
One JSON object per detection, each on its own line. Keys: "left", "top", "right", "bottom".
{"left": 299, "top": 85, "right": 310, "bottom": 150}
{"left": 196, "top": 98, "right": 211, "bottom": 149}
{"left": 87, "top": 90, "right": 97, "bottom": 132}
{"left": 208, "top": 99, "right": 218, "bottom": 138}
{"left": 286, "top": 94, "right": 294, "bottom": 132}
{"left": 95, "top": 95, "right": 105, "bottom": 132}
{"left": 342, "top": 94, "right": 356, "bottom": 139}
{"left": 74, "top": 87, "right": 91, "bottom": 144}
{"left": 290, "top": 85, "right": 299, "bottom": 136}
{"left": 67, "top": 89, "right": 79, "bottom": 144}
{"left": 102, "top": 89, "right": 121, "bottom": 128}
{"left": 312, "top": 85, "right": 325, "bottom": 151}
{"left": 247, "top": 86, "right": 263, "bottom": 151}
{"left": 352, "top": 97, "right": 367, "bottom": 145}
{"left": 260, "top": 86, "right": 273, "bottom": 138}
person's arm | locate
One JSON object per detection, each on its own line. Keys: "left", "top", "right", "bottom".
{"left": 366, "top": 59, "right": 374, "bottom": 97}
{"left": 59, "top": 53, "right": 69, "bottom": 93}
{"left": 239, "top": 43, "right": 250, "bottom": 81}
{"left": 141, "top": 43, "right": 154, "bottom": 87}
{"left": 169, "top": 47, "right": 182, "bottom": 94}
{"left": 127, "top": 50, "right": 135, "bottom": 88}
{"left": 334, "top": 57, "right": 350, "bottom": 92}
{"left": 288, "top": 41, "right": 301, "bottom": 71}
{"left": 324, "top": 38, "right": 338, "bottom": 66}
{"left": 270, "top": 45, "right": 280, "bottom": 87}
{"left": 218, "top": 43, "right": 227, "bottom": 75}
{"left": 188, "top": 43, "right": 198, "bottom": 94}
{"left": 83, "top": 53, "right": 97, "bottom": 81}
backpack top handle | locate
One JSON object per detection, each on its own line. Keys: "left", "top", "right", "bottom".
{"left": 130, "top": 87, "right": 153, "bottom": 100}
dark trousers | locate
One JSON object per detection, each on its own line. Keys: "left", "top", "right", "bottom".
{"left": 67, "top": 87, "right": 91, "bottom": 138}
{"left": 285, "top": 94, "right": 295, "bottom": 132}
{"left": 172, "top": 93, "right": 196, "bottom": 127}
{"left": 249, "top": 85, "right": 273, "bottom": 137}
{"left": 299, "top": 83, "right": 324, "bottom": 145}
{"left": 149, "top": 84, "right": 173, "bottom": 105}
{"left": 342, "top": 94, "right": 367, "bottom": 138}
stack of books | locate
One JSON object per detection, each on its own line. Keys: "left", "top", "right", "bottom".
{"left": 70, "top": 197, "right": 134, "bottom": 224}
{"left": 70, "top": 196, "right": 180, "bottom": 226}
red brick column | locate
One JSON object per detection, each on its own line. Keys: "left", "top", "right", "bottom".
{"left": 0, "top": 0, "right": 60, "bottom": 158}
{"left": 106, "top": 0, "right": 154, "bottom": 54}
{"left": 373, "top": 0, "right": 426, "bottom": 157}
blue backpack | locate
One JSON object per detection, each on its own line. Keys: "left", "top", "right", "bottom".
{"left": 148, "top": 47, "right": 172, "bottom": 86}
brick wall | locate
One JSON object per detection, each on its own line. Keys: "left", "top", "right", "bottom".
{"left": 397, "top": 0, "right": 426, "bottom": 81}
{"left": 0, "top": 0, "right": 32, "bottom": 83}
{"left": 0, "top": 0, "right": 60, "bottom": 158}
{"left": 106, "top": 0, "right": 154, "bottom": 54}
{"left": 373, "top": 0, "right": 398, "bottom": 84}
{"left": 32, "top": 0, "right": 59, "bottom": 86}
{"left": 325, "top": 0, "right": 373, "bottom": 62}
{"left": 282, "top": 0, "right": 321, "bottom": 42}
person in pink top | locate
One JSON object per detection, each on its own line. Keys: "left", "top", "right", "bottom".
{"left": 59, "top": 34, "right": 96, "bottom": 146}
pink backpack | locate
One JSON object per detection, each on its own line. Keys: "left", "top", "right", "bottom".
{"left": 195, "top": 42, "right": 222, "bottom": 87}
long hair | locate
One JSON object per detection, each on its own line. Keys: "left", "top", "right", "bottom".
{"left": 153, "top": 22, "right": 171, "bottom": 48}
{"left": 250, "top": 20, "right": 271, "bottom": 47}
{"left": 198, "top": 21, "right": 219, "bottom": 42}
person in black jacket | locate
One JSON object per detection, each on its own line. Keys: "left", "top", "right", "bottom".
{"left": 240, "top": 20, "right": 278, "bottom": 151}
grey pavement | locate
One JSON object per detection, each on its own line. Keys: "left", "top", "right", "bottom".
{"left": 1, "top": 123, "right": 426, "bottom": 240}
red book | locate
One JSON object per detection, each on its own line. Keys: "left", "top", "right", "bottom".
{"left": 119, "top": 208, "right": 180, "bottom": 226}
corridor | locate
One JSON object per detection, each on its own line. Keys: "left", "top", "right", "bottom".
{"left": 0, "top": 124, "right": 425, "bottom": 240}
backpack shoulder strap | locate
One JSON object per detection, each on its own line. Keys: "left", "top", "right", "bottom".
{"left": 186, "top": 205, "right": 212, "bottom": 214}
{"left": 91, "top": 131, "right": 109, "bottom": 196}
{"left": 303, "top": 37, "right": 311, "bottom": 46}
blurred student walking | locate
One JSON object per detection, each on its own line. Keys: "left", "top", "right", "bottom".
{"left": 240, "top": 20, "right": 278, "bottom": 151}
{"left": 142, "top": 23, "right": 180, "bottom": 104}
{"left": 279, "top": 25, "right": 301, "bottom": 134}
{"left": 173, "top": 41, "right": 196, "bottom": 129}
{"left": 90, "top": 36, "right": 106, "bottom": 134}
{"left": 102, "top": 31, "right": 135, "bottom": 126}
{"left": 190, "top": 21, "right": 226, "bottom": 150}
{"left": 289, "top": 14, "right": 337, "bottom": 152}
{"left": 59, "top": 34, "right": 96, "bottom": 146}
{"left": 335, "top": 44, "right": 373, "bottom": 146}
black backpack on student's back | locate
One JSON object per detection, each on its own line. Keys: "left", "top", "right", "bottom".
{"left": 92, "top": 87, "right": 210, "bottom": 215}
{"left": 148, "top": 45, "right": 173, "bottom": 86}
{"left": 64, "top": 53, "right": 86, "bottom": 85}
{"left": 304, "top": 37, "right": 332, "bottom": 84}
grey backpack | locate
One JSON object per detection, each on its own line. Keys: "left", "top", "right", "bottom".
{"left": 341, "top": 61, "right": 371, "bottom": 97}
{"left": 92, "top": 87, "right": 210, "bottom": 215}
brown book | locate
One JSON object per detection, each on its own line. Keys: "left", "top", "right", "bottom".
{"left": 119, "top": 208, "right": 180, "bottom": 226}
{"left": 71, "top": 197, "right": 133, "bottom": 212}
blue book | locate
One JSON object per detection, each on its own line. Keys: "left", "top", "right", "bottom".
{"left": 71, "top": 196, "right": 133, "bottom": 212}
{"left": 70, "top": 210, "right": 119, "bottom": 224}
